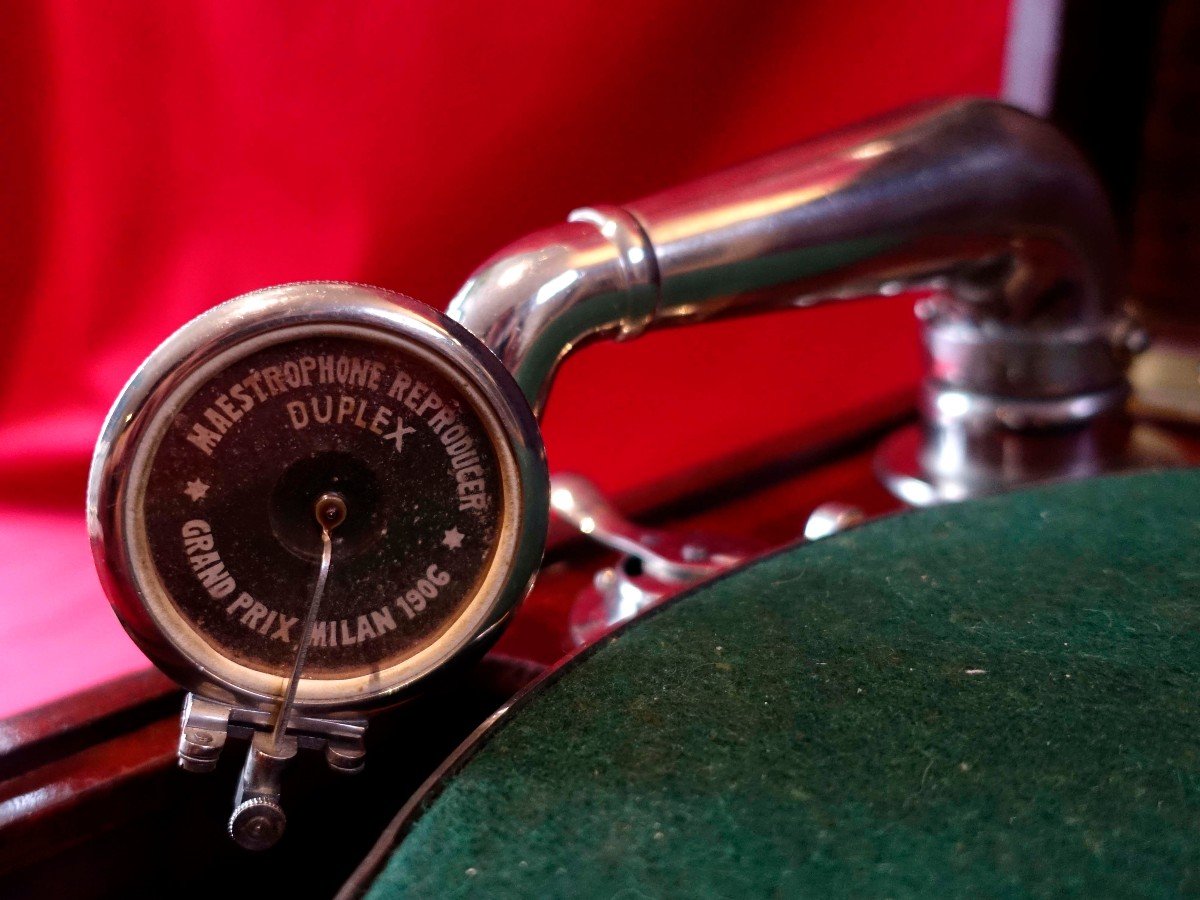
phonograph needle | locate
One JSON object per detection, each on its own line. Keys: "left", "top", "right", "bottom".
{"left": 269, "top": 491, "right": 347, "bottom": 751}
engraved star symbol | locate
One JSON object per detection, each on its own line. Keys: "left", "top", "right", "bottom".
{"left": 442, "top": 527, "right": 464, "bottom": 550}
{"left": 184, "top": 479, "right": 210, "bottom": 502}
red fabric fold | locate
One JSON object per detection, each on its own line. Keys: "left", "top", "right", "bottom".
{"left": 0, "top": 0, "right": 1006, "bottom": 716}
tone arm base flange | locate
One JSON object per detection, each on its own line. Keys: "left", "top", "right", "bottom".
{"left": 876, "top": 418, "right": 1188, "bottom": 507}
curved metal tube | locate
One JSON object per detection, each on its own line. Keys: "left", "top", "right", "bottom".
{"left": 448, "top": 98, "right": 1127, "bottom": 434}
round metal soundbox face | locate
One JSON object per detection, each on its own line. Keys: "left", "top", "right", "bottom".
{"left": 88, "top": 283, "right": 548, "bottom": 715}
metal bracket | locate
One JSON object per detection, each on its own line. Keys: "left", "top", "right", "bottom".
{"left": 554, "top": 476, "right": 869, "bottom": 646}
{"left": 551, "top": 474, "right": 762, "bottom": 646}
{"left": 178, "top": 693, "right": 367, "bottom": 850}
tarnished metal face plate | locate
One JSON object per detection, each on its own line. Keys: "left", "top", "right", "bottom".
{"left": 143, "top": 333, "right": 503, "bottom": 679}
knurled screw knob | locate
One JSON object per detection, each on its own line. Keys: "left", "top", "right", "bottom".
{"left": 228, "top": 797, "right": 287, "bottom": 851}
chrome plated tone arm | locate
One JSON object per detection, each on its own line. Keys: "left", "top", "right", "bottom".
{"left": 448, "top": 98, "right": 1144, "bottom": 502}
{"left": 450, "top": 99, "right": 1124, "bottom": 417}
{"left": 449, "top": 99, "right": 1127, "bottom": 416}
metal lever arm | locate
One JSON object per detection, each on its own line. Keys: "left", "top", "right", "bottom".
{"left": 550, "top": 474, "right": 728, "bottom": 581}
{"left": 552, "top": 474, "right": 760, "bottom": 645}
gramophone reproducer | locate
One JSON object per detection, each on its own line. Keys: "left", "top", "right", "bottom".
{"left": 88, "top": 285, "right": 547, "bottom": 848}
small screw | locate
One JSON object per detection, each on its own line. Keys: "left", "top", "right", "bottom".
{"left": 315, "top": 492, "right": 347, "bottom": 531}
{"left": 1123, "top": 325, "right": 1150, "bottom": 356}
{"left": 325, "top": 742, "right": 366, "bottom": 774}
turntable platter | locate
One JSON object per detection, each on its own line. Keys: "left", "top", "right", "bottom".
{"left": 356, "top": 470, "right": 1200, "bottom": 896}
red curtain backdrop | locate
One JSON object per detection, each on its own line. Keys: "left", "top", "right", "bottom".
{"left": 0, "top": 1, "right": 1008, "bottom": 715}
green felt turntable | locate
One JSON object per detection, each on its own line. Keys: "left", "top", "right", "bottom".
{"left": 352, "top": 470, "right": 1200, "bottom": 898}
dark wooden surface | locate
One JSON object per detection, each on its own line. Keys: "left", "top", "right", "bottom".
{"left": 1130, "top": 0, "right": 1200, "bottom": 331}
{"left": 0, "top": 655, "right": 544, "bottom": 898}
